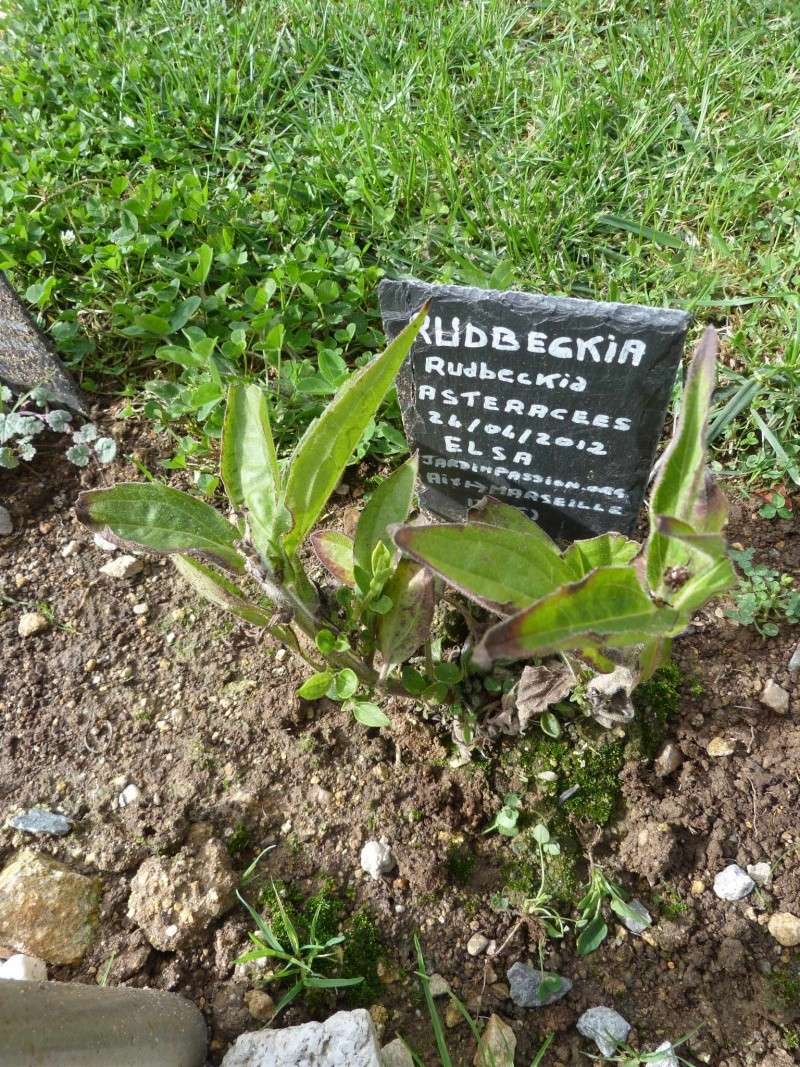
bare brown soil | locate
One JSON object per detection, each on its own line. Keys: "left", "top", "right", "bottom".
{"left": 1, "top": 415, "right": 798, "bottom": 1066}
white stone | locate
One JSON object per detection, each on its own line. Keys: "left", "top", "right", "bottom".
{"left": 0, "top": 505, "right": 12, "bottom": 536}
{"left": 651, "top": 1042, "right": 679, "bottom": 1066}
{"left": 221, "top": 1009, "right": 382, "bottom": 1066}
{"left": 118, "top": 784, "right": 141, "bottom": 808}
{"left": 93, "top": 534, "right": 117, "bottom": 552}
{"left": 17, "top": 612, "right": 49, "bottom": 638}
{"left": 707, "top": 736, "right": 735, "bottom": 757}
{"left": 381, "top": 1038, "right": 414, "bottom": 1067}
{"left": 760, "top": 679, "right": 790, "bottom": 714}
{"left": 746, "top": 862, "right": 772, "bottom": 887}
{"left": 768, "top": 912, "right": 800, "bottom": 947}
{"left": 577, "top": 1006, "right": 631, "bottom": 1057}
{"left": 132, "top": 602, "right": 149, "bottom": 615}
{"left": 473, "top": 1014, "right": 516, "bottom": 1067}
{"left": 0, "top": 953, "right": 47, "bottom": 981}
{"left": 360, "top": 840, "right": 395, "bottom": 880}
{"left": 100, "top": 554, "right": 143, "bottom": 580}
{"left": 654, "top": 743, "right": 682, "bottom": 778}
{"left": 466, "top": 933, "right": 490, "bottom": 957}
{"left": 713, "top": 864, "right": 755, "bottom": 901}
{"left": 60, "top": 540, "right": 80, "bottom": 558}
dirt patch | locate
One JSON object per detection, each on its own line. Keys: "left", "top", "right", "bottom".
{"left": 1, "top": 416, "right": 798, "bottom": 1065}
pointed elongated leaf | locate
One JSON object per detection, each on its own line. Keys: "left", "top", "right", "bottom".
{"left": 468, "top": 496, "right": 558, "bottom": 550}
{"left": 638, "top": 636, "right": 672, "bottom": 682}
{"left": 77, "top": 483, "right": 244, "bottom": 571}
{"left": 562, "top": 532, "right": 641, "bottom": 579}
{"left": 654, "top": 515, "right": 726, "bottom": 562}
{"left": 310, "top": 530, "right": 355, "bottom": 586}
{"left": 646, "top": 328, "right": 718, "bottom": 593}
{"left": 691, "top": 471, "right": 729, "bottom": 533}
{"left": 477, "top": 567, "right": 678, "bottom": 665}
{"left": 221, "top": 383, "right": 283, "bottom": 553}
{"left": 282, "top": 305, "right": 428, "bottom": 555}
{"left": 173, "top": 555, "right": 270, "bottom": 626}
{"left": 377, "top": 560, "right": 435, "bottom": 672}
{"left": 392, "top": 522, "right": 570, "bottom": 614}
{"left": 354, "top": 454, "right": 418, "bottom": 577}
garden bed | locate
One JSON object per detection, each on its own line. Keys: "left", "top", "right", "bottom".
{"left": 1, "top": 411, "right": 798, "bottom": 1065}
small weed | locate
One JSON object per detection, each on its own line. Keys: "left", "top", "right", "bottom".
{"left": 759, "top": 491, "right": 792, "bottom": 520}
{"left": 576, "top": 867, "right": 651, "bottom": 956}
{"left": 769, "top": 956, "right": 800, "bottom": 1010}
{"left": 654, "top": 884, "right": 688, "bottom": 920}
{"left": 483, "top": 793, "right": 522, "bottom": 838}
{"left": 727, "top": 548, "right": 800, "bottom": 636}
{"left": 783, "top": 1026, "right": 800, "bottom": 1051}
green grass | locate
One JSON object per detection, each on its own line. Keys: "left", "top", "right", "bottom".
{"left": 2, "top": 0, "right": 800, "bottom": 481}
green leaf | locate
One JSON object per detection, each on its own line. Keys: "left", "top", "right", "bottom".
{"left": 576, "top": 914, "right": 608, "bottom": 955}
{"left": 310, "top": 530, "right": 355, "bottom": 587}
{"left": 401, "top": 666, "right": 427, "bottom": 696}
{"left": 669, "top": 556, "right": 736, "bottom": 619}
{"left": 354, "top": 454, "right": 417, "bottom": 578}
{"left": 377, "top": 560, "right": 435, "bottom": 672}
{"left": 351, "top": 701, "right": 391, "bottom": 728}
{"left": 281, "top": 304, "right": 428, "bottom": 555}
{"left": 173, "top": 555, "right": 270, "bottom": 626}
{"left": 76, "top": 482, "right": 244, "bottom": 572}
{"left": 540, "top": 711, "right": 561, "bottom": 738}
{"left": 646, "top": 328, "right": 718, "bottom": 594}
{"left": 476, "top": 567, "right": 678, "bottom": 666}
{"left": 654, "top": 515, "right": 727, "bottom": 563}
{"left": 562, "top": 532, "right": 640, "bottom": 579}
{"left": 190, "top": 243, "right": 214, "bottom": 284}
{"left": 328, "top": 668, "right": 358, "bottom": 701}
{"left": 221, "top": 384, "right": 283, "bottom": 554}
{"left": 392, "top": 522, "right": 570, "bottom": 615}
{"left": 467, "top": 495, "right": 558, "bottom": 550}
{"left": 297, "top": 671, "right": 333, "bottom": 699}
{"left": 169, "top": 296, "right": 202, "bottom": 333}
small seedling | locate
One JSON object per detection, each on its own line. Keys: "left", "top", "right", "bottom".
{"left": 0, "top": 384, "right": 116, "bottom": 469}
{"left": 520, "top": 823, "right": 570, "bottom": 941}
{"left": 576, "top": 868, "right": 651, "bottom": 955}
{"left": 483, "top": 793, "right": 522, "bottom": 838}
{"left": 758, "top": 491, "right": 792, "bottom": 520}
{"left": 236, "top": 880, "right": 363, "bottom": 1018}
{"left": 727, "top": 548, "right": 800, "bottom": 636}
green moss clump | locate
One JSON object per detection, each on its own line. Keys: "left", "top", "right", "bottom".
{"left": 561, "top": 740, "right": 625, "bottom": 826}
{"left": 341, "top": 909, "right": 383, "bottom": 1007}
{"left": 769, "top": 956, "right": 800, "bottom": 1009}
{"left": 446, "top": 842, "right": 476, "bottom": 886}
{"left": 226, "top": 821, "right": 251, "bottom": 857}
{"left": 630, "top": 663, "right": 682, "bottom": 760}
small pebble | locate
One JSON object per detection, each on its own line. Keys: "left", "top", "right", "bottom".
{"left": 243, "top": 989, "right": 274, "bottom": 1022}
{"left": 466, "top": 933, "right": 490, "bottom": 957}
{"left": 0, "top": 953, "right": 47, "bottom": 981}
{"left": 118, "top": 784, "right": 141, "bottom": 808}
{"left": 760, "top": 679, "right": 790, "bottom": 714}
{"left": 767, "top": 912, "right": 800, "bottom": 947}
{"left": 789, "top": 642, "right": 800, "bottom": 673}
{"left": 132, "top": 602, "right": 149, "bottom": 615}
{"left": 651, "top": 1042, "right": 679, "bottom": 1066}
{"left": 713, "top": 864, "right": 755, "bottom": 901}
{"left": 746, "top": 862, "right": 772, "bottom": 887}
{"left": 0, "top": 505, "right": 12, "bottom": 536}
{"left": 577, "top": 1006, "right": 631, "bottom": 1057}
{"left": 507, "top": 962, "right": 572, "bottom": 1007}
{"left": 18, "top": 612, "right": 50, "bottom": 638}
{"left": 100, "top": 555, "right": 143, "bottom": 580}
{"left": 654, "top": 742, "right": 683, "bottom": 778}
{"left": 690, "top": 879, "right": 706, "bottom": 897}
{"left": 93, "top": 534, "right": 117, "bottom": 552}
{"left": 428, "top": 973, "right": 451, "bottom": 998}
{"left": 359, "top": 840, "right": 395, "bottom": 879}
{"left": 707, "top": 736, "right": 735, "bottom": 757}
{"left": 60, "top": 540, "right": 81, "bottom": 558}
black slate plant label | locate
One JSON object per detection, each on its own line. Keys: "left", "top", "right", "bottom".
{"left": 379, "top": 279, "right": 690, "bottom": 541}
{"left": 0, "top": 272, "right": 85, "bottom": 412}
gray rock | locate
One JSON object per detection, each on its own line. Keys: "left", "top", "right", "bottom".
{"left": 118, "top": 784, "right": 141, "bottom": 808}
{"left": 713, "top": 864, "right": 755, "bottom": 901}
{"left": 507, "top": 962, "right": 572, "bottom": 1007}
{"left": 618, "top": 897, "right": 652, "bottom": 935}
{"left": 17, "top": 612, "right": 49, "bottom": 638}
{"left": 760, "top": 679, "right": 790, "bottom": 714}
{"left": 654, "top": 742, "right": 682, "bottom": 778}
{"left": 651, "top": 1042, "right": 679, "bottom": 1066}
{"left": 7, "top": 809, "right": 72, "bottom": 837}
{"left": 0, "top": 952, "right": 47, "bottom": 981}
{"left": 576, "top": 1006, "right": 631, "bottom": 1057}
{"left": 789, "top": 641, "right": 800, "bottom": 673}
{"left": 0, "top": 505, "right": 12, "bottom": 536}
{"left": 428, "top": 973, "right": 451, "bottom": 998}
{"left": 0, "top": 849, "right": 101, "bottom": 964}
{"left": 381, "top": 1038, "right": 414, "bottom": 1067}
{"left": 360, "top": 840, "right": 395, "bottom": 880}
{"left": 221, "top": 1009, "right": 382, "bottom": 1066}
{"left": 128, "top": 837, "right": 236, "bottom": 950}
{"left": 100, "top": 554, "right": 143, "bottom": 580}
